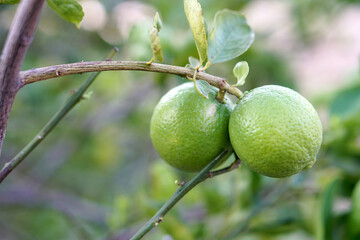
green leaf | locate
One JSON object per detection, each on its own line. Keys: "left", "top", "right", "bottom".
{"left": 195, "top": 80, "right": 211, "bottom": 99}
{"left": 233, "top": 61, "right": 249, "bottom": 86}
{"left": 149, "top": 27, "right": 163, "bottom": 62}
{"left": 0, "top": 0, "right": 20, "bottom": 4}
{"left": 184, "top": 0, "right": 208, "bottom": 67}
{"left": 188, "top": 56, "right": 200, "bottom": 69}
{"left": 46, "top": 0, "right": 84, "bottom": 28}
{"left": 330, "top": 85, "right": 360, "bottom": 120}
{"left": 316, "top": 179, "right": 339, "bottom": 240}
{"left": 349, "top": 179, "right": 360, "bottom": 238}
{"left": 207, "top": 9, "right": 254, "bottom": 64}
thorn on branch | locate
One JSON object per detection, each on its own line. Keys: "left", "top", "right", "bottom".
{"left": 154, "top": 217, "right": 163, "bottom": 226}
{"left": 175, "top": 180, "right": 185, "bottom": 186}
{"left": 106, "top": 47, "right": 119, "bottom": 61}
{"left": 81, "top": 91, "right": 93, "bottom": 100}
{"left": 55, "top": 68, "right": 62, "bottom": 76}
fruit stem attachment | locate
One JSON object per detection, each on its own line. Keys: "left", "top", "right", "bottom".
{"left": 231, "top": 86, "right": 244, "bottom": 99}
{"left": 207, "top": 156, "right": 241, "bottom": 178}
{"left": 129, "top": 150, "right": 240, "bottom": 240}
{"left": 216, "top": 89, "right": 226, "bottom": 103}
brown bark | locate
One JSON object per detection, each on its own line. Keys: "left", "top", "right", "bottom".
{"left": 0, "top": 0, "right": 46, "bottom": 157}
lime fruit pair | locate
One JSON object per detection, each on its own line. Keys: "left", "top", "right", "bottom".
{"left": 150, "top": 83, "right": 323, "bottom": 178}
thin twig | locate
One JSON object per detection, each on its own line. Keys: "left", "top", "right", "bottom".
{"left": 129, "top": 150, "right": 240, "bottom": 240}
{"left": 20, "top": 61, "right": 243, "bottom": 98}
{"left": 207, "top": 157, "right": 241, "bottom": 179}
{"left": 0, "top": 48, "right": 118, "bottom": 184}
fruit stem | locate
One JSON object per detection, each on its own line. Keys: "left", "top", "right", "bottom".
{"left": 216, "top": 89, "right": 226, "bottom": 103}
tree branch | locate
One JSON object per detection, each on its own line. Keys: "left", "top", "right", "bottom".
{"left": 129, "top": 150, "right": 241, "bottom": 240}
{"left": 0, "top": 0, "right": 46, "bottom": 157}
{"left": 0, "top": 49, "right": 118, "bottom": 184}
{"left": 20, "top": 61, "right": 244, "bottom": 98}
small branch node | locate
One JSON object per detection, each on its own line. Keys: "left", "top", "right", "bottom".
{"left": 219, "top": 79, "right": 227, "bottom": 89}
{"left": 230, "top": 158, "right": 241, "bottom": 170}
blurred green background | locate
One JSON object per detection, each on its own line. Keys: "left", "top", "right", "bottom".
{"left": 0, "top": 0, "right": 359, "bottom": 239}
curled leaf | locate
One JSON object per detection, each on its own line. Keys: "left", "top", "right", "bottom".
{"left": 153, "top": 12, "right": 162, "bottom": 31}
{"left": 184, "top": 0, "right": 207, "bottom": 67}
{"left": 47, "top": 0, "right": 84, "bottom": 28}
{"left": 207, "top": 9, "right": 254, "bottom": 64}
{"left": 233, "top": 61, "right": 249, "bottom": 86}
{"left": 149, "top": 27, "right": 163, "bottom": 62}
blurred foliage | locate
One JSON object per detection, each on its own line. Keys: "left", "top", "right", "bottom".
{"left": 0, "top": 0, "right": 359, "bottom": 240}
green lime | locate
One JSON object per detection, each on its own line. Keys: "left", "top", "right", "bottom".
{"left": 150, "top": 82, "right": 233, "bottom": 172}
{"left": 229, "top": 85, "right": 323, "bottom": 178}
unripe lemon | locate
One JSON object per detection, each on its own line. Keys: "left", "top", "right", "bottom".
{"left": 150, "top": 82, "right": 233, "bottom": 172}
{"left": 229, "top": 85, "right": 323, "bottom": 178}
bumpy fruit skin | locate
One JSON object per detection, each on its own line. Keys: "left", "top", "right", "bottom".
{"left": 229, "top": 85, "right": 323, "bottom": 178}
{"left": 150, "top": 82, "right": 233, "bottom": 172}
